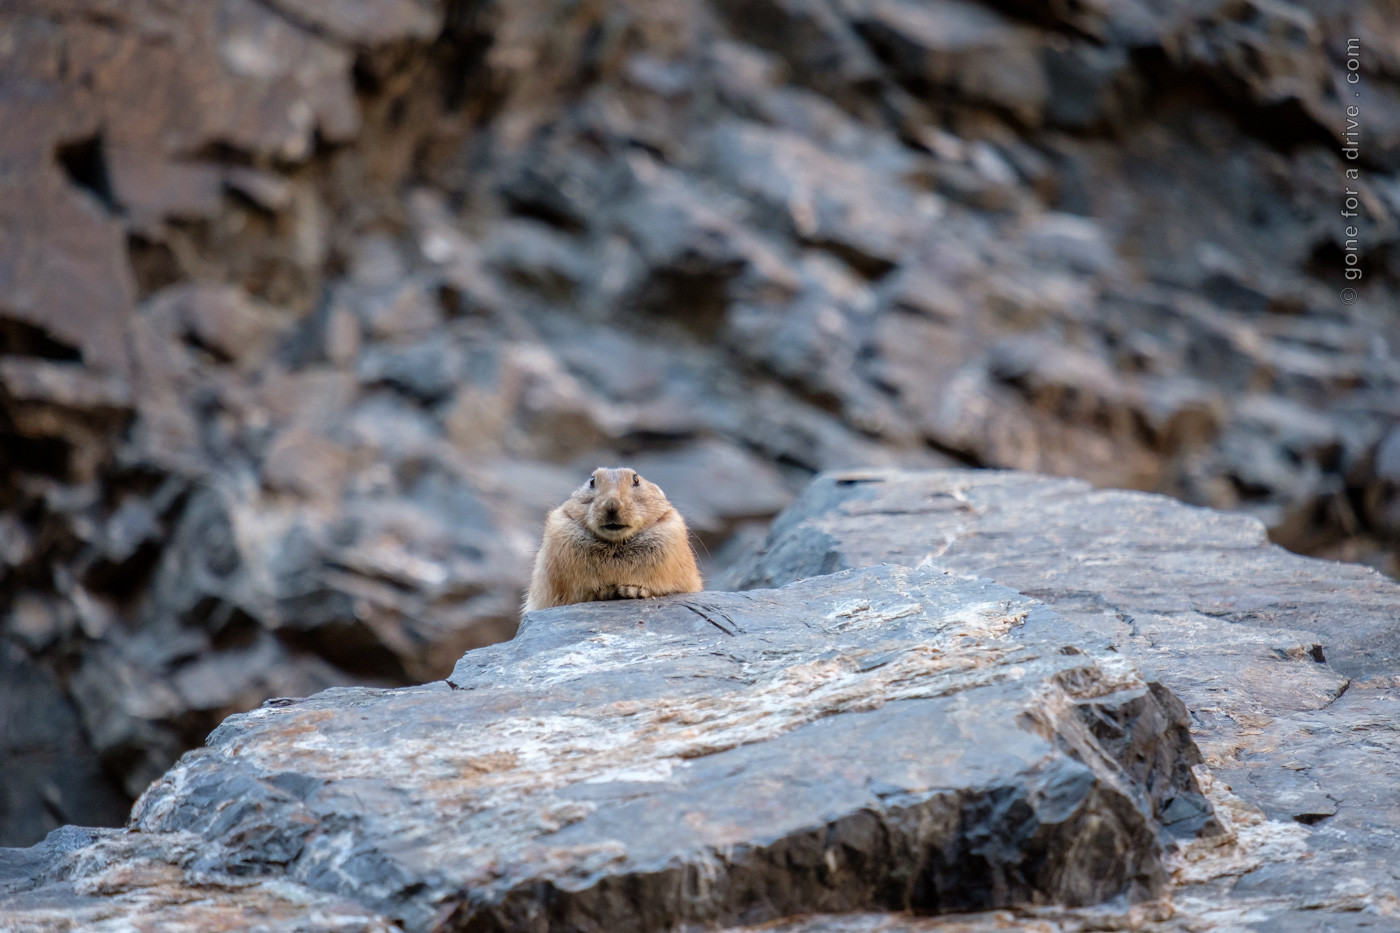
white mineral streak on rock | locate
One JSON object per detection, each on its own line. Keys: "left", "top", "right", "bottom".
{"left": 1169, "top": 771, "right": 1309, "bottom": 887}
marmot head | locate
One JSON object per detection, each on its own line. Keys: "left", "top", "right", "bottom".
{"left": 565, "top": 467, "right": 673, "bottom": 542}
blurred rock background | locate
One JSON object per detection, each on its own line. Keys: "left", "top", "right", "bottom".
{"left": 0, "top": 0, "right": 1397, "bottom": 846}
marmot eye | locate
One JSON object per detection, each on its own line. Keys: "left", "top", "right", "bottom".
{"left": 632, "top": 474, "right": 641, "bottom": 486}
{"left": 588, "top": 477, "right": 595, "bottom": 489}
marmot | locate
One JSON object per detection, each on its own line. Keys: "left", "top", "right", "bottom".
{"left": 523, "top": 467, "right": 703, "bottom": 612}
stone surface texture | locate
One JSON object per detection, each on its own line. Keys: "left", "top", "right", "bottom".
{"left": 3, "top": 544, "right": 1209, "bottom": 931}
{"left": 2, "top": 469, "right": 1398, "bottom": 931}
{"left": 729, "top": 469, "right": 1400, "bottom": 931}
{"left": 2, "top": 0, "right": 1399, "bottom": 851}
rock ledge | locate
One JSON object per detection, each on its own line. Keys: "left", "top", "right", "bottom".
{"left": 6, "top": 467, "right": 1400, "bottom": 932}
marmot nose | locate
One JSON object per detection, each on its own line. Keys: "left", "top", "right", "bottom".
{"left": 603, "top": 504, "right": 620, "bottom": 521}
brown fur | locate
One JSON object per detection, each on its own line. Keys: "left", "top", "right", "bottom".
{"left": 523, "top": 467, "right": 703, "bottom": 612}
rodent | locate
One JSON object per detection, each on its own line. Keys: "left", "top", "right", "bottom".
{"left": 523, "top": 466, "right": 703, "bottom": 612}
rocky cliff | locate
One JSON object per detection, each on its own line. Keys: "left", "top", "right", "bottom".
{"left": 2, "top": 0, "right": 1399, "bottom": 847}
{"left": 2, "top": 468, "right": 1397, "bottom": 932}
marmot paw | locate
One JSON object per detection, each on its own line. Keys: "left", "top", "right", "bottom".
{"left": 614, "top": 584, "right": 654, "bottom": 599}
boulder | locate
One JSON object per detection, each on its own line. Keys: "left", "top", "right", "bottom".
{"left": 0, "top": 557, "right": 1218, "bottom": 932}
{"left": 733, "top": 469, "right": 1400, "bottom": 928}
{"left": 6, "top": 468, "right": 1400, "bottom": 930}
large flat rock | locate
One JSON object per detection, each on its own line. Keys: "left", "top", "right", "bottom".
{"left": 732, "top": 469, "right": 1400, "bottom": 930}
{"left": 0, "top": 564, "right": 1214, "bottom": 932}
{"left": 7, "top": 466, "right": 1399, "bottom": 931}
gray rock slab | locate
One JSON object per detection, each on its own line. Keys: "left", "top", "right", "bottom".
{"left": 2, "top": 565, "right": 1217, "bottom": 932}
{"left": 734, "top": 469, "right": 1400, "bottom": 929}
{"left": 0, "top": 826, "right": 397, "bottom": 933}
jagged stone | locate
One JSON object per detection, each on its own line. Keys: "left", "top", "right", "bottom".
{"left": 8, "top": 466, "right": 1400, "bottom": 931}
{"left": 0, "top": 826, "right": 397, "bottom": 933}
{"left": 840, "top": 0, "right": 1048, "bottom": 124}
{"left": 0, "top": 562, "right": 1214, "bottom": 932}
{"left": 7, "top": 468, "right": 1400, "bottom": 929}
{"left": 733, "top": 469, "right": 1400, "bottom": 929}
{"left": 710, "top": 119, "right": 942, "bottom": 276}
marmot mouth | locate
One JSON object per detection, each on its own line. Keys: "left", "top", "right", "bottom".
{"left": 600, "top": 522, "right": 630, "bottom": 532}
